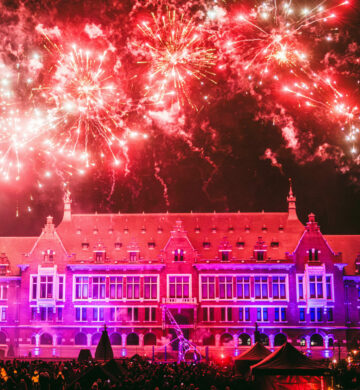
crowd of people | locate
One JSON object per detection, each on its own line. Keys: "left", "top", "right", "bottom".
{"left": 0, "top": 358, "right": 251, "bottom": 390}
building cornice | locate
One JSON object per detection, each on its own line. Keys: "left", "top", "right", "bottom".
{"left": 193, "top": 263, "right": 295, "bottom": 271}
{"left": 66, "top": 263, "right": 165, "bottom": 271}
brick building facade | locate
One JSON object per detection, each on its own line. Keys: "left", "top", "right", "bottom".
{"left": 0, "top": 185, "right": 358, "bottom": 360}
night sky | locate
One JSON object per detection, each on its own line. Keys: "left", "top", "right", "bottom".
{"left": 0, "top": 0, "right": 359, "bottom": 236}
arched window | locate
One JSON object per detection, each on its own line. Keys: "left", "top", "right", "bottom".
{"left": 299, "top": 337, "right": 306, "bottom": 347}
{"left": 0, "top": 332, "right": 6, "bottom": 344}
{"left": 274, "top": 333, "right": 287, "bottom": 346}
{"left": 144, "top": 333, "right": 156, "bottom": 346}
{"left": 110, "top": 333, "right": 122, "bottom": 345}
{"left": 40, "top": 333, "right": 52, "bottom": 345}
{"left": 203, "top": 334, "right": 215, "bottom": 346}
{"left": 259, "top": 333, "right": 269, "bottom": 346}
{"left": 74, "top": 333, "right": 87, "bottom": 346}
{"left": 220, "top": 333, "right": 233, "bottom": 346}
{"left": 238, "top": 333, "right": 251, "bottom": 346}
{"left": 127, "top": 333, "right": 139, "bottom": 346}
{"left": 91, "top": 333, "right": 101, "bottom": 346}
{"left": 310, "top": 334, "right": 323, "bottom": 347}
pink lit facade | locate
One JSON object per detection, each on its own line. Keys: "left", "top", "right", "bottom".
{"left": 0, "top": 187, "right": 359, "bottom": 360}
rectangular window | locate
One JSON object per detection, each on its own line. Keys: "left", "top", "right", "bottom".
{"left": 281, "top": 308, "right": 286, "bottom": 322}
{"left": 326, "top": 276, "right": 332, "bottom": 300}
{"left": 0, "top": 307, "right": 6, "bottom": 322}
{"left": 257, "top": 308, "right": 268, "bottom": 321}
{"left": 127, "top": 307, "right": 139, "bottom": 322}
{"left": 239, "top": 307, "right": 250, "bottom": 321}
{"left": 109, "top": 277, "right": 123, "bottom": 299}
{"left": 263, "top": 307, "right": 268, "bottom": 321}
{"left": 298, "top": 276, "right": 304, "bottom": 300}
{"left": 31, "top": 276, "right": 37, "bottom": 300}
{"left": 174, "top": 249, "right": 184, "bottom": 261}
{"left": 219, "top": 276, "right": 233, "bottom": 299}
{"left": 169, "top": 276, "right": 190, "bottom": 299}
{"left": 40, "top": 276, "right": 53, "bottom": 299}
{"left": 75, "top": 277, "right": 89, "bottom": 299}
{"left": 40, "top": 307, "right": 53, "bottom": 321}
{"left": 317, "top": 307, "right": 323, "bottom": 322}
{"left": 310, "top": 307, "right": 322, "bottom": 322}
{"left": 127, "top": 277, "right": 140, "bottom": 299}
{"left": 58, "top": 276, "right": 64, "bottom": 300}
{"left": 309, "top": 276, "right": 323, "bottom": 299}
{"left": 236, "top": 277, "right": 250, "bottom": 299}
{"left": 220, "top": 307, "right": 232, "bottom": 322}
{"left": 92, "top": 277, "right": 106, "bottom": 300}
{"left": 144, "top": 277, "right": 158, "bottom": 300}
{"left": 254, "top": 277, "right": 268, "bottom": 299}
{"left": 93, "top": 307, "right": 104, "bottom": 322}
{"left": 203, "top": 307, "right": 214, "bottom": 322}
{"left": 310, "top": 308, "right": 316, "bottom": 322}
{"left": 299, "top": 308, "right": 305, "bottom": 322}
{"left": 110, "top": 308, "right": 115, "bottom": 322}
{"left": 327, "top": 308, "right": 334, "bottom": 322}
{"left": 358, "top": 287, "right": 360, "bottom": 300}
{"left": 31, "top": 307, "right": 37, "bottom": 321}
{"left": 145, "top": 307, "right": 156, "bottom": 322}
{"left": 272, "top": 277, "right": 286, "bottom": 299}
{"left": 0, "top": 285, "right": 8, "bottom": 300}
{"left": 75, "top": 307, "right": 87, "bottom": 322}
{"left": 274, "top": 308, "right": 279, "bottom": 322}
{"left": 201, "top": 276, "right": 216, "bottom": 299}
{"left": 57, "top": 307, "right": 63, "bottom": 322}
{"left": 129, "top": 251, "right": 137, "bottom": 262}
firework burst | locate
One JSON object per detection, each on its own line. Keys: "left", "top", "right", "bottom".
{"left": 137, "top": 10, "right": 217, "bottom": 109}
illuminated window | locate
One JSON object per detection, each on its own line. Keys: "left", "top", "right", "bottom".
{"left": 126, "top": 277, "right": 140, "bottom": 299}
{"left": 0, "top": 285, "right": 8, "bottom": 300}
{"left": 297, "top": 276, "right": 304, "bottom": 300}
{"left": 92, "top": 277, "right": 106, "bottom": 299}
{"left": 219, "top": 276, "right": 233, "bottom": 299}
{"left": 326, "top": 276, "right": 332, "bottom": 300}
{"left": 310, "top": 307, "right": 323, "bottom": 322}
{"left": 40, "top": 276, "right": 53, "bottom": 299}
{"left": 57, "top": 307, "right": 63, "bottom": 322}
{"left": 93, "top": 307, "right": 104, "bottom": 322}
{"left": 75, "top": 277, "right": 89, "bottom": 300}
{"left": 236, "top": 277, "right": 250, "bottom": 299}
{"left": 0, "top": 307, "right": 7, "bottom": 322}
{"left": 129, "top": 251, "right": 137, "bottom": 262}
{"left": 254, "top": 277, "right": 268, "bottom": 299}
{"left": 239, "top": 307, "right": 250, "bottom": 322}
{"left": 40, "top": 307, "right": 53, "bottom": 321}
{"left": 299, "top": 308, "right": 305, "bottom": 322}
{"left": 109, "top": 277, "right": 123, "bottom": 299}
{"left": 75, "top": 307, "right": 87, "bottom": 322}
{"left": 58, "top": 276, "right": 64, "bottom": 300}
{"left": 272, "top": 276, "right": 287, "bottom": 299}
{"left": 169, "top": 276, "right": 190, "bottom": 299}
{"left": 309, "top": 276, "right": 323, "bottom": 298}
{"left": 144, "top": 276, "right": 158, "bottom": 300}
{"left": 201, "top": 276, "right": 216, "bottom": 299}
{"left": 257, "top": 308, "right": 268, "bottom": 321}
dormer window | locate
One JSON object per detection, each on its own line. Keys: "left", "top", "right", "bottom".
{"left": 195, "top": 227, "right": 201, "bottom": 234}
{"left": 203, "top": 241, "right": 211, "bottom": 249}
{"left": 279, "top": 225, "right": 284, "bottom": 232}
{"left": 108, "top": 228, "right": 113, "bottom": 235}
{"left": 141, "top": 227, "right": 146, "bottom": 234}
{"left": 174, "top": 249, "right": 184, "bottom": 262}
{"left": 220, "top": 251, "right": 230, "bottom": 261}
{"left": 308, "top": 249, "right": 320, "bottom": 261}
{"left": 262, "top": 225, "right": 268, "bottom": 233}
{"left": 157, "top": 227, "right": 163, "bottom": 234}
{"left": 256, "top": 251, "right": 265, "bottom": 261}
{"left": 114, "top": 242, "right": 122, "bottom": 250}
{"left": 43, "top": 249, "right": 55, "bottom": 262}
{"left": 236, "top": 241, "right": 245, "bottom": 249}
{"left": 270, "top": 241, "right": 279, "bottom": 248}
{"left": 356, "top": 262, "right": 360, "bottom": 274}
{"left": 211, "top": 227, "right": 217, "bottom": 234}
{"left": 94, "top": 251, "right": 105, "bottom": 263}
{"left": 93, "top": 228, "right": 98, "bottom": 235}
{"left": 76, "top": 229, "right": 81, "bottom": 235}
{"left": 82, "top": 242, "right": 89, "bottom": 250}
{"left": 228, "top": 227, "right": 234, "bottom": 233}
{"left": 129, "top": 251, "right": 137, "bottom": 262}
{"left": 124, "top": 227, "right": 129, "bottom": 234}
{"left": 245, "top": 225, "right": 250, "bottom": 233}
{"left": 148, "top": 241, "right": 156, "bottom": 249}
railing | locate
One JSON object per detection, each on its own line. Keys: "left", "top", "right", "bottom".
{"left": 162, "top": 297, "right": 197, "bottom": 304}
